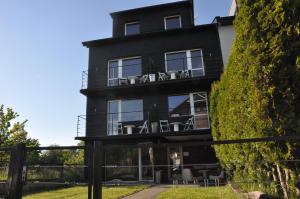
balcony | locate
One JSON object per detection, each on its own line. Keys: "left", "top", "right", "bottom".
{"left": 76, "top": 110, "right": 210, "bottom": 138}
{"left": 80, "top": 55, "right": 223, "bottom": 96}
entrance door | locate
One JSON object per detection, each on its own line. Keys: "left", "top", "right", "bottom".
{"left": 167, "top": 146, "right": 183, "bottom": 181}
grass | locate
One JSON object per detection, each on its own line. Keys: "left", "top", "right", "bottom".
{"left": 23, "top": 185, "right": 148, "bottom": 199}
{"left": 156, "top": 185, "right": 241, "bottom": 199}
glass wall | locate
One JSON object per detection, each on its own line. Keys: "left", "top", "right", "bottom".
{"left": 108, "top": 57, "right": 142, "bottom": 86}
{"left": 107, "top": 99, "right": 143, "bottom": 135}
{"left": 105, "top": 146, "right": 154, "bottom": 182}
{"left": 165, "top": 49, "right": 205, "bottom": 77}
{"left": 168, "top": 92, "right": 209, "bottom": 129}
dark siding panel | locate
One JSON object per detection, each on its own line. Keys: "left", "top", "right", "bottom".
{"left": 112, "top": 4, "right": 193, "bottom": 37}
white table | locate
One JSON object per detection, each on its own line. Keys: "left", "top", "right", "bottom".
{"left": 127, "top": 76, "right": 137, "bottom": 84}
{"left": 124, "top": 125, "right": 135, "bottom": 135}
{"left": 167, "top": 71, "right": 177, "bottom": 80}
{"left": 170, "top": 122, "right": 182, "bottom": 132}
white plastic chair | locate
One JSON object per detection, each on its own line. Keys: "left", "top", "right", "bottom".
{"left": 139, "top": 75, "right": 149, "bottom": 83}
{"left": 159, "top": 120, "right": 170, "bottom": 132}
{"left": 184, "top": 116, "right": 195, "bottom": 131}
{"left": 209, "top": 170, "right": 225, "bottom": 186}
{"left": 118, "top": 78, "right": 128, "bottom": 85}
{"left": 158, "top": 72, "right": 168, "bottom": 81}
{"left": 182, "top": 168, "right": 197, "bottom": 184}
{"left": 117, "top": 122, "right": 123, "bottom": 135}
{"left": 138, "top": 120, "right": 149, "bottom": 134}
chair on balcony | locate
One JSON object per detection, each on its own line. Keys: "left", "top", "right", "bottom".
{"left": 138, "top": 120, "right": 149, "bottom": 134}
{"left": 118, "top": 78, "right": 128, "bottom": 86}
{"left": 184, "top": 116, "right": 195, "bottom": 131}
{"left": 158, "top": 72, "right": 168, "bottom": 81}
{"left": 117, "top": 122, "right": 123, "bottom": 135}
{"left": 209, "top": 170, "right": 225, "bottom": 186}
{"left": 182, "top": 168, "right": 198, "bottom": 184}
{"left": 159, "top": 120, "right": 170, "bottom": 132}
{"left": 140, "top": 75, "right": 149, "bottom": 83}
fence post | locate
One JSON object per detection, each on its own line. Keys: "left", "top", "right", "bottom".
{"left": 87, "top": 143, "right": 94, "bottom": 199}
{"left": 93, "top": 141, "right": 103, "bottom": 199}
{"left": 7, "top": 143, "right": 26, "bottom": 199}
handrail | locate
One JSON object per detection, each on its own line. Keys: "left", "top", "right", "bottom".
{"left": 81, "top": 56, "right": 223, "bottom": 89}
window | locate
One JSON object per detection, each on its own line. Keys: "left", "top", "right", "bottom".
{"left": 107, "top": 99, "right": 143, "bottom": 135}
{"left": 165, "top": 49, "right": 205, "bottom": 77}
{"left": 108, "top": 57, "right": 142, "bottom": 86}
{"left": 164, "top": 15, "right": 181, "bottom": 30}
{"left": 125, "top": 22, "right": 140, "bottom": 36}
{"left": 168, "top": 92, "right": 209, "bottom": 129}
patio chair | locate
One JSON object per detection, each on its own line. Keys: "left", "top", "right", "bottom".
{"left": 184, "top": 70, "right": 191, "bottom": 78}
{"left": 159, "top": 120, "right": 170, "bottom": 132}
{"left": 138, "top": 120, "right": 149, "bottom": 134}
{"left": 158, "top": 72, "right": 168, "bottom": 81}
{"left": 182, "top": 168, "right": 197, "bottom": 184}
{"left": 118, "top": 78, "right": 128, "bottom": 86}
{"left": 139, "top": 74, "right": 149, "bottom": 83}
{"left": 117, "top": 122, "right": 123, "bottom": 135}
{"left": 209, "top": 170, "right": 225, "bottom": 186}
{"left": 184, "top": 116, "right": 195, "bottom": 131}
{"left": 178, "top": 70, "right": 186, "bottom": 79}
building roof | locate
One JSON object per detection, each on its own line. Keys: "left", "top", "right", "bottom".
{"left": 212, "top": 16, "right": 235, "bottom": 26}
{"left": 110, "top": 0, "right": 193, "bottom": 18}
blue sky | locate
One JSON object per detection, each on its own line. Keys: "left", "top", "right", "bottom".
{"left": 0, "top": 0, "right": 231, "bottom": 146}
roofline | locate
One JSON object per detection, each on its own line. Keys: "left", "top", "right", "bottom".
{"left": 110, "top": 0, "right": 192, "bottom": 17}
{"left": 212, "top": 16, "right": 235, "bottom": 26}
{"left": 82, "top": 23, "right": 217, "bottom": 47}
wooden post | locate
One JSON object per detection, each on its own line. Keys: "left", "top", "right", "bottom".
{"left": 93, "top": 141, "right": 103, "bottom": 199}
{"left": 7, "top": 143, "right": 26, "bottom": 199}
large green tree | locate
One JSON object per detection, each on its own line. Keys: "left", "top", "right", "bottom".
{"left": 210, "top": 0, "right": 300, "bottom": 198}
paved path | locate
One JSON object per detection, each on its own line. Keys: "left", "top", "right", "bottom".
{"left": 122, "top": 185, "right": 169, "bottom": 199}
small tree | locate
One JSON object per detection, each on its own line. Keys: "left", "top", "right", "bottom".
{"left": 0, "top": 104, "right": 39, "bottom": 163}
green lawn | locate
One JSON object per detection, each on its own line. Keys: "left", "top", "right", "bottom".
{"left": 23, "top": 185, "right": 148, "bottom": 199}
{"left": 156, "top": 186, "right": 241, "bottom": 199}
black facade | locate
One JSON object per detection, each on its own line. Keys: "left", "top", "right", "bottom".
{"left": 79, "top": 0, "right": 224, "bottom": 183}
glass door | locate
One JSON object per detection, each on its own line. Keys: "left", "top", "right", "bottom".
{"left": 190, "top": 93, "right": 210, "bottom": 129}
{"left": 139, "top": 146, "right": 154, "bottom": 181}
{"left": 168, "top": 146, "right": 183, "bottom": 181}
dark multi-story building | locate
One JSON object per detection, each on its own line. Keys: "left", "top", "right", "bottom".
{"left": 77, "top": 0, "right": 235, "bottom": 183}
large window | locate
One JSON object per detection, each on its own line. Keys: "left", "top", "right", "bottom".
{"left": 165, "top": 49, "right": 205, "bottom": 77}
{"left": 105, "top": 146, "right": 153, "bottom": 182}
{"left": 168, "top": 92, "right": 209, "bottom": 129}
{"left": 164, "top": 15, "right": 181, "bottom": 30}
{"left": 107, "top": 99, "right": 143, "bottom": 135}
{"left": 108, "top": 57, "right": 142, "bottom": 86}
{"left": 125, "top": 22, "right": 140, "bottom": 36}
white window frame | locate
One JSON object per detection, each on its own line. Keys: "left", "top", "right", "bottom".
{"left": 107, "top": 99, "right": 144, "bottom": 136}
{"left": 125, "top": 21, "right": 140, "bottom": 36}
{"left": 164, "top": 15, "right": 182, "bottom": 30}
{"left": 164, "top": 49, "right": 205, "bottom": 77}
{"left": 168, "top": 91, "right": 210, "bottom": 130}
{"left": 107, "top": 56, "right": 142, "bottom": 86}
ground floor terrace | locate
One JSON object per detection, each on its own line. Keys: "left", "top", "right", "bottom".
{"left": 78, "top": 134, "right": 222, "bottom": 185}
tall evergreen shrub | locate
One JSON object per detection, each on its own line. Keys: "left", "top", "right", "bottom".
{"left": 210, "top": 0, "right": 300, "bottom": 197}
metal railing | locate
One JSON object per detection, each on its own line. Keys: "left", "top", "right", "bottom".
{"left": 81, "top": 56, "right": 223, "bottom": 89}
{"left": 76, "top": 109, "right": 210, "bottom": 137}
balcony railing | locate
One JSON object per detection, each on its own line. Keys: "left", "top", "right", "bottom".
{"left": 81, "top": 56, "right": 222, "bottom": 90}
{"left": 76, "top": 110, "right": 210, "bottom": 137}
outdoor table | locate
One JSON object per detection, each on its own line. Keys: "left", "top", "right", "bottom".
{"left": 170, "top": 122, "right": 182, "bottom": 132}
{"left": 124, "top": 125, "right": 135, "bottom": 135}
{"left": 167, "top": 71, "right": 178, "bottom": 80}
{"left": 127, "top": 76, "right": 137, "bottom": 84}
{"left": 198, "top": 169, "right": 209, "bottom": 179}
